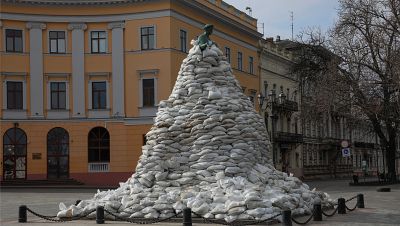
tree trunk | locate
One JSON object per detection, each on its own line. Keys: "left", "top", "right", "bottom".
{"left": 386, "top": 141, "right": 397, "bottom": 182}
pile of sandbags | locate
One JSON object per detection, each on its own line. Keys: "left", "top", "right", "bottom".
{"left": 57, "top": 42, "right": 332, "bottom": 223}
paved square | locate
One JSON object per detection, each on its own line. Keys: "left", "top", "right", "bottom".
{"left": 1, "top": 179, "right": 399, "bottom": 225}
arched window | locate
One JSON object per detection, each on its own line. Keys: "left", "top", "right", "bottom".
{"left": 88, "top": 127, "right": 110, "bottom": 162}
{"left": 3, "top": 127, "right": 27, "bottom": 180}
{"left": 47, "top": 127, "right": 69, "bottom": 179}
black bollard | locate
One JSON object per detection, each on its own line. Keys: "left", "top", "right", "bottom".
{"left": 96, "top": 206, "right": 105, "bottom": 224}
{"left": 18, "top": 205, "right": 27, "bottom": 223}
{"left": 357, "top": 194, "right": 365, "bottom": 208}
{"left": 182, "top": 208, "right": 192, "bottom": 226}
{"left": 281, "top": 209, "right": 292, "bottom": 226}
{"left": 338, "top": 198, "right": 346, "bottom": 214}
{"left": 313, "top": 203, "right": 322, "bottom": 221}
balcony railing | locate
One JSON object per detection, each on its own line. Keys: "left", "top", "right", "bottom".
{"left": 273, "top": 100, "right": 298, "bottom": 112}
{"left": 274, "top": 132, "right": 303, "bottom": 143}
{"left": 354, "top": 142, "right": 376, "bottom": 149}
{"left": 88, "top": 162, "right": 109, "bottom": 172}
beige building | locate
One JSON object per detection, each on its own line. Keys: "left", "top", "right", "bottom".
{"left": 258, "top": 37, "right": 303, "bottom": 176}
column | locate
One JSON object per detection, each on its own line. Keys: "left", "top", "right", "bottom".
{"left": 68, "top": 23, "right": 87, "bottom": 118}
{"left": 26, "top": 22, "right": 46, "bottom": 118}
{"left": 108, "top": 21, "right": 125, "bottom": 117}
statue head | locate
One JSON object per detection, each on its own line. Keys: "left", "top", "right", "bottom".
{"left": 203, "top": 24, "right": 214, "bottom": 35}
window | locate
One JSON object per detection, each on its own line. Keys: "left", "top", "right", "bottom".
{"left": 49, "top": 31, "right": 65, "bottom": 53}
{"left": 237, "top": 52, "right": 243, "bottom": 70}
{"left": 249, "top": 56, "right": 254, "bottom": 74}
{"left": 6, "top": 29, "right": 23, "bottom": 53}
{"left": 225, "top": 47, "right": 231, "bottom": 63}
{"left": 92, "top": 82, "right": 107, "bottom": 109}
{"left": 142, "top": 79, "right": 155, "bottom": 107}
{"left": 141, "top": 26, "right": 155, "bottom": 50}
{"left": 91, "top": 31, "right": 106, "bottom": 53}
{"left": 50, "top": 82, "right": 66, "bottom": 110}
{"left": 180, "top": 29, "right": 187, "bottom": 52}
{"left": 88, "top": 127, "right": 110, "bottom": 163}
{"left": 7, "top": 81, "right": 23, "bottom": 109}
{"left": 3, "top": 128, "right": 27, "bottom": 180}
{"left": 263, "top": 82, "right": 268, "bottom": 96}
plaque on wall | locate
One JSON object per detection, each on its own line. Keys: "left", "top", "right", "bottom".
{"left": 32, "top": 153, "right": 42, "bottom": 160}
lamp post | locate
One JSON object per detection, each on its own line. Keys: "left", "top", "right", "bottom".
{"left": 258, "top": 90, "right": 277, "bottom": 166}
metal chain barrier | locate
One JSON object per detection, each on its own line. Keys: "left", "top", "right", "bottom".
{"left": 322, "top": 206, "right": 338, "bottom": 217}
{"left": 103, "top": 208, "right": 181, "bottom": 224}
{"left": 291, "top": 209, "right": 315, "bottom": 225}
{"left": 26, "top": 207, "right": 96, "bottom": 222}
{"left": 345, "top": 195, "right": 358, "bottom": 211}
{"left": 346, "top": 196, "right": 357, "bottom": 202}
{"left": 191, "top": 210, "right": 282, "bottom": 226}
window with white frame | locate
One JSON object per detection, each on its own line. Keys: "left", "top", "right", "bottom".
{"left": 6, "top": 29, "right": 23, "bottom": 53}
{"left": 141, "top": 26, "right": 155, "bottom": 50}
{"left": 50, "top": 82, "right": 66, "bottom": 109}
{"left": 180, "top": 29, "right": 187, "bottom": 52}
{"left": 91, "top": 31, "right": 106, "bottom": 53}
{"left": 142, "top": 79, "right": 155, "bottom": 107}
{"left": 237, "top": 51, "right": 243, "bottom": 71}
{"left": 92, "top": 82, "right": 107, "bottom": 109}
{"left": 6, "top": 81, "right": 23, "bottom": 109}
{"left": 249, "top": 56, "right": 254, "bottom": 74}
{"left": 225, "top": 47, "right": 231, "bottom": 63}
{"left": 49, "top": 31, "right": 66, "bottom": 54}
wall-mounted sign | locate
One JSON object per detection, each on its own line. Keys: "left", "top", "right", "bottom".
{"left": 342, "top": 148, "right": 351, "bottom": 157}
{"left": 32, "top": 153, "right": 42, "bottom": 160}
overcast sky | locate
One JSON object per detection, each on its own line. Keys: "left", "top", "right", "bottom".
{"left": 224, "top": 0, "right": 340, "bottom": 40}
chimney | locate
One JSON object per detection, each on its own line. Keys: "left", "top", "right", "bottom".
{"left": 276, "top": 35, "right": 281, "bottom": 42}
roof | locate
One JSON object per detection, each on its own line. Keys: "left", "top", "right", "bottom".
{"left": 1, "top": 0, "right": 146, "bottom": 5}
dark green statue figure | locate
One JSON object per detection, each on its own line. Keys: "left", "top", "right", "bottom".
{"left": 198, "top": 24, "right": 214, "bottom": 51}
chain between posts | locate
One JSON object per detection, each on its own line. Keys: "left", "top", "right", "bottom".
{"left": 345, "top": 195, "right": 358, "bottom": 211}
{"left": 26, "top": 207, "right": 96, "bottom": 222}
{"left": 103, "top": 208, "right": 181, "bottom": 224}
{"left": 291, "top": 209, "right": 315, "bottom": 225}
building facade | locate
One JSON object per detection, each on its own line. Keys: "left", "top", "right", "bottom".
{"left": 0, "top": 0, "right": 262, "bottom": 185}
{"left": 259, "top": 37, "right": 303, "bottom": 176}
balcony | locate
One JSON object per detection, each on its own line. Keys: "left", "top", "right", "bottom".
{"left": 354, "top": 142, "right": 376, "bottom": 149}
{"left": 320, "top": 137, "right": 341, "bottom": 150}
{"left": 274, "top": 132, "right": 303, "bottom": 143}
{"left": 88, "top": 162, "right": 109, "bottom": 172}
{"left": 273, "top": 100, "right": 298, "bottom": 112}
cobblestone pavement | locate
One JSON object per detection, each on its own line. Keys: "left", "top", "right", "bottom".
{"left": 1, "top": 179, "right": 399, "bottom": 226}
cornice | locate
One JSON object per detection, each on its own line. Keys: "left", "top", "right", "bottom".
{"left": 1, "top": 0, "right": 148, "bottom": 6}
{"left": 67, "top": 23, "right": 87, "bottom": 30}
{"left": 108, "top": 21, "right": 125, "bottom": 29}
{"left": 26, "top": 21, "right": 46, "bottom": 29}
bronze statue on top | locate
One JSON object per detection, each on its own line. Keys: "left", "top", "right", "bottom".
{"left": 197, "top": 24, "right": 216, "bottom": 51}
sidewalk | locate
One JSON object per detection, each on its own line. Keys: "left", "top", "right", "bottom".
{"left": 1, "top": 179, "right": 400, "bottom": 225}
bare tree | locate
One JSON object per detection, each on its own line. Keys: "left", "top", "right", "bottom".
{"left": 293, "top": 0, "right": 400, "bottom": 181}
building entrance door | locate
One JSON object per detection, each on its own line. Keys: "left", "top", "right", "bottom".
{"left": 47, "top": 128, "right": 69, "bottom": 179}
{"left": 3, "top": 127, "right": 27, "bottom": 180}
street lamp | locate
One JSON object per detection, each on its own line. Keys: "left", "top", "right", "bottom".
{"left": 258, "top": 90, "right": 277, "bottom": 166}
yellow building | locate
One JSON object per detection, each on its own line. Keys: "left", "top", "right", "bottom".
{"left": 0, "top": 0, "right": 262, "bottom": 185}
